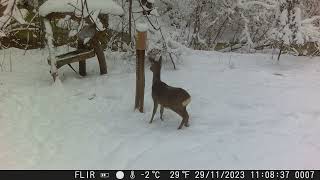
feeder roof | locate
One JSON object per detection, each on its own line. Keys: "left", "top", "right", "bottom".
{"left": 39, "top": 0, "right": 124, "bottom": 17}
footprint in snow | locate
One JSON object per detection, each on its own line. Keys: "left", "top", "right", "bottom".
{"left": 273, "top": 73, "right": 284, "bottom": 76}
{"left": 88, "top": 93, "right": 96, "bottom": 100}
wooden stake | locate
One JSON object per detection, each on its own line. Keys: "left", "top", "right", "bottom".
{"left": 135, "top": 31, "right": 147, "bottom": 112}
{"left": 78, "top": 40, "right": 87, "bottom": 76}
{"left": 79, "top": 60, "right": 86, "bottom": 76}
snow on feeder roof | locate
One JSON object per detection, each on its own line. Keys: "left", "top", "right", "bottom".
{"left": 39, "top": 0, "right": 124, "bottom": 17}
{"left": 136, "top": 23, "right": 149, "bottom": 32}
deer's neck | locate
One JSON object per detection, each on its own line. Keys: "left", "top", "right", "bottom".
{"left": 152, "top": 71, "right": 161, "bottom": 84}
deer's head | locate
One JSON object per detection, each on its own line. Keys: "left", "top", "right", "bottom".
{"left": 149, "top": 56, "right": 162, "bottom": 73}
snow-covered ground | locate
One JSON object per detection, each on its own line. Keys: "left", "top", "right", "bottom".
{"left": 0, "top": 48, "right": 320, "bottom": 169}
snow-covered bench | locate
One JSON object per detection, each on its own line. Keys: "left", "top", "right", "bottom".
{"left": 47, "top": 23, "right": 107, "bottom": 76}
{"left": 48, "top": 49, "right": 95, "bottom": 69}
{"left": 39, "top": 0, "right": 124, "bottom": 80}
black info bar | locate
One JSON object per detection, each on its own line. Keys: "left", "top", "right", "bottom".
{"left": 0, "top": 170, "right": 319, "bottom": 180}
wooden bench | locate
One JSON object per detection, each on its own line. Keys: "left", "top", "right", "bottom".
{"left": 48, "top": 49, "right": 95, "bottom": 69}
{"left": 47, "top": 24, "right": 107, "bottom": 77}
{"left": 47, "top": 48, "right": 95, "bottom": 76}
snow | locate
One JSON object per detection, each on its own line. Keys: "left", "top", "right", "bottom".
{"left": 1, "top": 48, "right": 320, "bottom": 169}
{"left": 2, "top": 0, "right": 15, "bottom": 15}
{"left": 68, "top": 30, "right": 78, "bottom": 37}
{"left": 56, "top": 15, "right": 79, "bottom": 30}
{"left": 136, "top": 23, "right": 149, "bottom": 32}
{"left": 43, "top": 19, "right": 58, "bottom": 79}
{"left": 269, "top": 2, "right": 320, "bottom": 45}
{"left": 14, "top": 8, "right": 29, "bottom": 24}
{"left": 240, "top": 13, "right": 253, "bottom": 46}
{"left": 302, "top": 16, "right": 320, "bottom": 25}
{"left": 90, "top": 10, "right": 106, "bottom": 31}
{"left": 83, "top": 37, "right": 91, "bottom": 44}
{"left": 39, "top": 0, "right": 124, "bottom": 17}
{"left": 150, "top": 8, "right": 159, "bottom": 16}
{"left": 0, "top": 31, "right": 5, "bottom": 37}
{"left": 0, "top": 0, "right": 27, "bottom": 29}
{"left": 240, "top": 1, "right": 276, "bottom": 10}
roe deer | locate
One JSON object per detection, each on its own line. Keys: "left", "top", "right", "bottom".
{"left": 149, "top": 56, "right": 191, "bottom": 129}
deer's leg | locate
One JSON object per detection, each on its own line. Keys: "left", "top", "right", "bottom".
{"left": 178, "top": 114, "right": 186, "bottom": 129}
{"left": 172, "top": 107, "right": 186, "bottom": 130}
{"left": 160, "top": 105, "right": 164, "bottom": 121}
{"left": 149, "top": 101, "right": 158, "bottom": 124}
{"left": 183, "top": 107, "right": 190, "bottom": 127}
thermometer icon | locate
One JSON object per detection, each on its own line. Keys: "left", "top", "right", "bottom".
{"left": 130, "top": 171, "right": 135, "bottom": 179}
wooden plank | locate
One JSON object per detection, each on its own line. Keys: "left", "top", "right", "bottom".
{"left": 47, "top": 49, "right": 95, "bottom": 69}
{"left": 56, "top": 49, "right": 95, "bottom": 60}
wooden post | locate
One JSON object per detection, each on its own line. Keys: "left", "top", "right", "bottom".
{"left": 78, "top": 40, "right": 87, "bottom": 76}
{"left": 79, "top": 60, "right": 86, "bottom": 76}
{"left": 135, "top": 30, "right": 147, "bottom": 112}
{"left": 79, "top": 24, "right": 107, "bottom": 75}
{"left": 91, "top": 36, "right": 107, "bottom": 75}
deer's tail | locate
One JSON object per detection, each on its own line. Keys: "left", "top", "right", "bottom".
{"left": 182, "top": 97, "right": 191, "bottom": 107}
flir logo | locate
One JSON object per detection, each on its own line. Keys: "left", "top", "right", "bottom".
{"left": 74, "top": 171, "right": 95, "bottom": 179}
{"left": 100, "top": 172, "right": 109, "bottom": 178}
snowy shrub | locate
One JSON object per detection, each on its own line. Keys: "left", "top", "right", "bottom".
{"left": 1, "top": 0, "right": 319, "bottom": 56}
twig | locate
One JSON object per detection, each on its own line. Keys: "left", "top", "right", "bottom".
{"left": 212, "top": 15, "right": 229, "bottom": 44}
{"left": 23, "top": 31, "right": 29, "bottom": 54}
{"left": 156, "top": 18, "right": 176, "bottom": 69}
{"left": 128, "top": 0, "right": 132, "bottom": 46}
{"left": 9, "top": 48, "right": 12, "bottom": 72}
{"left": 137, "top": 0, "right": 160, "bottom": 30}
{"left": 0, "top": 0, "right": 9, "bottom": 6}
{"left": 277, "top": 42, "right": 284, "bottom": 61}
{"left": 0, "top": 0, "right": 16, "bottom": 29}
{"left": 1, "top": 49, "right": 5, "bottom": 72}
{"left": 136, "top": 1, "right": 176, "bottom": 69}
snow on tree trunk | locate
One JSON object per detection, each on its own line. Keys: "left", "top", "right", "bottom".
{"left": 0, "top": 0, "right": 16, "bottom": 30}
{"left": 239, "top": 12, "right": 253, "bottom": 47}
{"left": 270, "top": 0, "right": 303, "bottom": 45}
{"left": 43, "top": 18, "right": 59, "bottom": 82}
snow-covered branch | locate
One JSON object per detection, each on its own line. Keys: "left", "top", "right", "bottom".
{"left": 302, "top": 16, "right": 320, "bottom": 24}
{"left": 0, "top": 0, "right": 16, "bottom": 30}
{"left": 239, "top": 0, "right": 277, "bottom": 10}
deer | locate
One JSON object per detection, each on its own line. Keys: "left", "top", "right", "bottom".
{"left": 149, "top": 56, "right": 191, "bottom": 129}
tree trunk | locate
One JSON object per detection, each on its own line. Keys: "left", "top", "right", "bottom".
{"left": 91, "top": 37, "right": 107, "bottom": 75}
{"left": 128, "top": 0, "right": 133, "bottom": 46}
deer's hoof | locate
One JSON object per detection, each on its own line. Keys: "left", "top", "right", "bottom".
{"left": 149, "top": 121, "right": 153, "bottom": 124}
{"left": 184, "top": 123, "right": 190, "bottom": 127}
{"left": 177, "top": 126, "right": 182, "bottom": 130}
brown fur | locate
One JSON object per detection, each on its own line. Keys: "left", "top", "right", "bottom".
{"left": 149, "top": 56, "right": 191, "bottom": 129}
